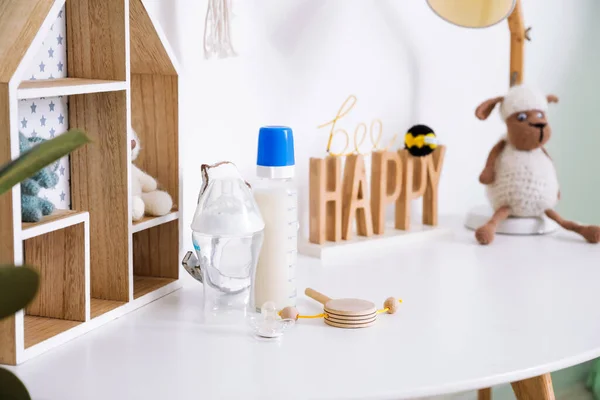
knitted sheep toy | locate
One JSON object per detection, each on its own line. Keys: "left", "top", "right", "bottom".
{"left": 474, "top": 85, "right": 600, "bottom": 245}
{"left": 131, "top": 129, "right": 173, "bottom": 221}
{"left": 19, "top": 133, "right": 59, "bottom": 222}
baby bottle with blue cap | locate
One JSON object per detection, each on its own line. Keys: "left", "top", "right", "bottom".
{"left": 251, "top": 126, "right": 298, "bottom": 312}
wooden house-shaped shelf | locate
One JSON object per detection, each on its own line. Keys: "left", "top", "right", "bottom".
{"left": 0, "top": 0, "right": 181, "bottom": 365}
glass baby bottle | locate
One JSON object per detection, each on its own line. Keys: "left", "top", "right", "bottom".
{"left": 184, "top": 162, "right": 265, "bottom": 317}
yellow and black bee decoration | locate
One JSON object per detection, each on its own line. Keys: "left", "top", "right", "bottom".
{"left": 404, "top": 124, "right": 439, "bottom": 157}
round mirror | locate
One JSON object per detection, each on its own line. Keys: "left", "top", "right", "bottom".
{"left": 427, "top": 0, "right": 516, "bottom": 28}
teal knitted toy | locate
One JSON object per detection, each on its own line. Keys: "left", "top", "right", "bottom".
{"left": 19, "top": 133, "right": 59, "bottom": 222}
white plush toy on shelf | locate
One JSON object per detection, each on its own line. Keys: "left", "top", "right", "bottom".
{"left": 131, "top": 129, "right": 173, "bottom": 221}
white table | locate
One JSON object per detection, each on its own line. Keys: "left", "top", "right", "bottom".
{"left": 9, "top": 221, "right": 600, "bottom": 400}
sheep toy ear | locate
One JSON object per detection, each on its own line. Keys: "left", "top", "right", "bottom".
{"left": 475, "top": 96, "right": 504, "bottom": 121}
{"left": 547, "top": 94, "right": 559, "bottom": 103}
{"left": 130, "top": 129, "right": 141, "bottom": 160}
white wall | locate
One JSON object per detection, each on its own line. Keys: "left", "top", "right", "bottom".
{"left": 142, "top": 0, "right": 600, "bottom": 249}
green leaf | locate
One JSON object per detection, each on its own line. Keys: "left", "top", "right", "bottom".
{"left": 0, "top": 368, "right": 31, "bottom": 400}
{"left": 0, "top": 129, "right": 90, "bottom": 195}
{"left": 0, "top": 266, "right": 39, "bottom": 320}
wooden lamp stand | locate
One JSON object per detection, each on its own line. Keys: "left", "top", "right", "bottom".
{"left": 476, "top": 4, "right": 556, "bottom": 399}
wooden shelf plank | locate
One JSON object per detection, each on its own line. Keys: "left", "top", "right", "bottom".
{"left": 17, "top": 78, "right": 127, "bottom": 99}
{"left": 90, "top": 299, "right": 126, "bottom": 319}
{"left": 0, "top": 81, "right": 16, "bottom": 365}
{"left": 134, "top": 276, "right": 176, "bottom": 299}
{"left": 132, "top": 209, "right": 179, "bottom": 234}
{"left": 24, "top": 316, "right": 82, "bottom": 349}
{"left": 21, "top": 209, "right": 88, "bottom": 240}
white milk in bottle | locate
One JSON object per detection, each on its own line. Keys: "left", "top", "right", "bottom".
{"left": 252, "top": 126, "right": 298, "bottom": 311}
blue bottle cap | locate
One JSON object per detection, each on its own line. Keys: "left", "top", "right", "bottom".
{"left": 256, "top": 126, "right": 295, "bottom": 179}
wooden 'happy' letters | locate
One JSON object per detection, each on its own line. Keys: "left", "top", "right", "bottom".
{"left": 342, "top": 154, "right": 373, "bottom": 240}
{"left": 371, "top": 150, "right": 402, "bottom": 235}
{"left": 309, "top": 146, "right": 446, "bottom": 245}
{"left": 309, "top": 156, "right": 343, "bottom": 244}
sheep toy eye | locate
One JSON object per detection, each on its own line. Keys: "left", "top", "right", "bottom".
{"left": 536, "top": 112, "right": 544, "bottom": 118}
{"left": 517, "top": 113, "right": 527, "bottom": 122}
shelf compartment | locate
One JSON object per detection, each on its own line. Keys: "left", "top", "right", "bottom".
{"left": 22, "top": 209, "right": 88, "bottom": 240}
{"left": 133, "top": 276, "right": 177, "bottom": 299}
{"left": 133, "top": 220, "right": 179, "bottom": 299}
{"left": 24, "top": 316, "right": 82, "bottom": 349}
{"left": 132, "top": 209, "right": 179, "bottom": 234}
{"left": 23, "top": 218, "right": 89, "bottom": 348}
{"left": 24, "top": 222, "right": 88, "bottom": 321}
{"left": 131, "top": 67, "right": 179, "bottom": 302}
{"left": 17, "top": 78, "right": 127, "bottom": 100}
{"left": 90, "top": 298, "right": 126, "bottom": 319}
{"left": 131, "top": 74, "right": 179, "bottom": 207}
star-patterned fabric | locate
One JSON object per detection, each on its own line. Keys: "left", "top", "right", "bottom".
{"left": 18, "top": 6, "right": 70, "bottom": 209}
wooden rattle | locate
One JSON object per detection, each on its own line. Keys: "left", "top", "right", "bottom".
{"left": 299, "top": 288, "right": 401, "bottom": 329}
{"left": 305, "top": 288, "right": 376, "bottom": 328}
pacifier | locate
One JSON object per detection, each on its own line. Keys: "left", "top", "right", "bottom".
{"left": 247, "top": 301, "right": 295, "bottom": 339}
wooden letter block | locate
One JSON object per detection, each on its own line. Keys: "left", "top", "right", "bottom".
{"left": 423, "top": 146, "right": 446, "bottom": 226}
{"left": 395, "top": 150, "right": 427, "bottom": 231}
{"left": 371, "top": 150, "right": 402, "bottom": 235}
{"left": 309, "top": 157, "right": 343, "bottom": 244}
{"left": 342, "top": 154, "right": 373, "bottom": 240}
